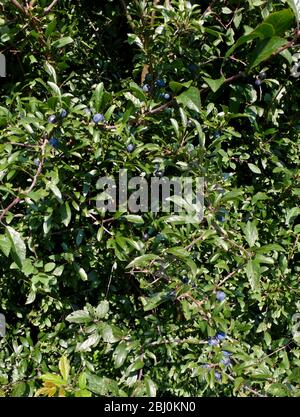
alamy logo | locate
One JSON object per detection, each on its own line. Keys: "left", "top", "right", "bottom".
{"left": 291, "top": 53, "right": 300, "bottom": 78}
{"left": 96, "top": 170, "right": 204, "bottom": 223}
{"left": 292, "top": 313, "right": 300, "bottom": 338}
{"left": 0, "top": 53, "right": 6, "bottom": 77}
{"left": 0, "top": 313, "right": 6, "bottom": 337}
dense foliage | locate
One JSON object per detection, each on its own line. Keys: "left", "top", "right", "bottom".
{"left": 0, "top": 0, "right": 300, "bottom": 397}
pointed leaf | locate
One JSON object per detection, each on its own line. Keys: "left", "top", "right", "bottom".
{"left": 244, "top": 221, "right": 259, "bottom": 247}
{"left": 6, "top": 226, "right": 26, "bottom": 268}
{"left": 59, "top": 356, "right": 70, "bottom": 382}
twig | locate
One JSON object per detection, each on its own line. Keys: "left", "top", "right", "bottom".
{"left": 185, "top": 232, "right": 207, "bottom": 251}
{"left": 226, "top": 374, "right": 266, "bottom": 397}
{"left": 119, "top": 0, "right": 135, "bottom": 30}
{"left": 215, "top": 262, "right": 247, "bottom": 288}
{"left": 148, "top": 337, "right": 207, "bottom": 347}
{"left": 44, "top": 0, "right": 59, "bottom": 15}
{"left": 10, "top": 0, "right": 27, "bottom": 14}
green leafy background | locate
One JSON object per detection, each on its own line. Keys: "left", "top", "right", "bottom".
{"left": 0, "top": 0, "right": 300, "bottom": 397}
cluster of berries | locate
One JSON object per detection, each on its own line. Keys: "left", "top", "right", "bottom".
{"left": 142, "top": 77, "right": 171, "bottom": 101}
{"left": 202, "top": 290, "right": 231, "bottom": 381}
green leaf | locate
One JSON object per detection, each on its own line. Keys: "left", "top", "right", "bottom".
{"left": 78, "top": 373, "right": 87, "bottom": 390}
{"left": 66, "top": 310, "right": 91, "bottom": 324}
{"left": 75, "top": 389, "right": 92, "bottom": 397}
{"left": 286, "top": 0, "right": 300, "bottom": 27}
{"left": 101, "top": 324, "right": 123, "bottom": 343}
{"left": 166, "top": 247, "right": 197, "bottom": 277}
{"left": 255, "top": 244, "right": 284, "bottom": 253}
{"left": 59, "top": 356, "right": 70, "bottom": 382}
{"left": 85, "top": 373, "right": 118, "bottom": 396}
{"left": 25, "top": 290, "right": 36, "bottom": 305}
{"left": 289, "top": 368, "right": 300, "bottom": 383}
{"left": 263, "top": 8, "right": 295, "bottom": 35}
{"left": 248, "top": 163, "right": 261, "bottom": 174}
{"left": 44, "top": 262, "right": 56, "bottom": 272}
{"left": 0, "top": 234, "right": 11, "bottom": 257}
{"left": 78, "top": 267, "right": 88, "bottom": 281}
{"left": 203, "top": 76, "right": 225, "bottom": 92}
{"left": 60, "top": 202, "right": 71, "bottom": 227}
{"left": 6, "top": 226, "right": 26, "bottom": 269}
{"left": 45, "top": 19, "right": 57, "bottom": 37}
{"left": 140, "top": 291, "right": 173, "bottom": 311}
{"left": 285, "top": 207, "right": 300, "bottom": 225}
{"left": 44, "top": 62, "right": 57, "bottom": 83}
{"left": 249, "top": 36, "right": 287, "bottom": 70}
{"left": 243, "top": 221, "right": 258, "bottom": 247}
{"left": 124, "top": 92, "right": 143, "bottom": 107}
{"left": 113, "top": 342, "right": 129, "bottom": 368}
{"left": 169, "top": 80, "right": 192, "bottom": 94}
{"left": 11, "top": 382, "right": 28, "bottom": 397}
{"left": 47, "top": 81, "right": 61, "bottom": 97}
{"left": 226, "top": 9, "right": 294, "bottom": 58}
{"left": 95, "top": 300, "right": 109, "bottom": 319}
{"left": 40, "top": 373, "right": 65, "bottom": 386}
{"left": 93, "top": 82, "right": 104, "bottom": 112}
{"left": 126, "top": 254, "right": 160, "bottom": 269}
{"left": 245, "top": 259, "right": 261, "bottom": 292}
{"left": 97, "top": 226, "right": 104, "bottom": 242}
{"left": 52, "top": 36, "right": 74, "bottom": 48}
{"left": 126, "top": 358, "right": 144, "bottom": 374}
{"left": 266, "top": 383, "right": 289, "bottom": 397}
{"left": 48, "top": 183, "right": 62, "bottom": 202}
{"left": 123, "top": 214, "right": 144, "bottom": 224}
{"left": 76, "top": 333, "right": 101, "bottom": 352}
{"left": 176, "top": 87, "right": 201, "bottom": 113}
{"left": 145, "top": 377, "right": 157, "bottom": 397}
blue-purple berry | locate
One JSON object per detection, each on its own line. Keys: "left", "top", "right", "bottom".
{"left": 214, "top": 371, "right": 222, "bottom": 381}
{"left": 127, "top": 143, "right": 135, "bottom": 153}
{"left": 161, "top": 93, "right": 171, "bottom": 100}
{"left": 142, "top": 84, "right": 150, "bottom": 93}
{"left": 208, "top": 337, "right": 219, "bottom": 346}
{"left": 156, "top": 79, "right": 166, "bottom": 88}
{"left": 93, "top": 113, "right": 105, "bottom": 124}
{"left": 216, "top": 332, "right": 226, "bottom": 341}
{"left": 216, "top": 291, "right": 226, "bottom": 301}
{"left": 188, "top": 63, "right": 198, "bottom": 73}
{"left": 49, "top": 137, "right": 59, "bottom": 148}
{"left": 254, "top": 79, "right": 262, "bottom": 87}
{"left": 48, "top": 114, "right": 57, "bottom": 124}
{"left": 220, "top": 357, "right": 231, "bottom": 366}
{"left": 60, "top": 109, "right": 67, "bottom": 118}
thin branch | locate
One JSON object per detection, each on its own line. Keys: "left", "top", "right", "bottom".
{"left": 215, "top": 264, "right": 246, "bottom": 288}
{"left": 119, "top": 0, "right": 135, "bottom": 31}
{"left": 226, "top": 374, "right": 266, "bottom": 397}
{"left": 44, "top": 0, "right": 59, "bottom": 15}
{"left": 10, "top": 0, "right": 27, "bottom": 14}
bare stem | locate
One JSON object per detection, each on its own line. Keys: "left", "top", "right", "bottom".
{"left": 44, "top": 0, "right": 59, "bottom": 15}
